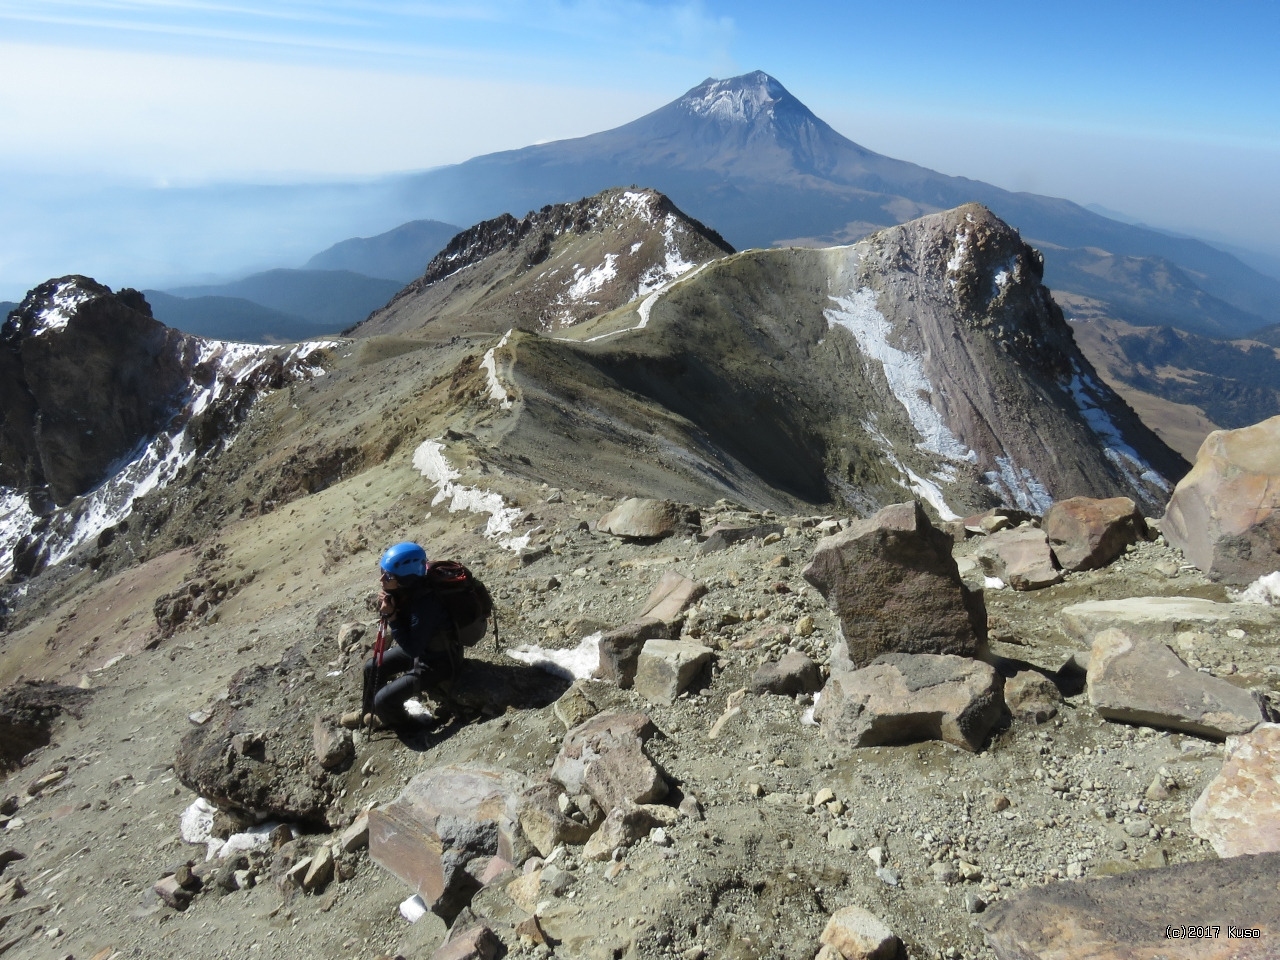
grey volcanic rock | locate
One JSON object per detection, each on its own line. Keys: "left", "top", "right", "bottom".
{"left": 980, "top": 852, "right": 1280, "bottom": 960}
{"left": 971, "top": 526, "right": 1062, "bottom": 591}
{"left": 804, "top": 501, "right": 983, "bottom": 666}
{"left": 0, "top": 681, "right": 91, "bottom": 772}
{"left": 1163, "top": 415, "right": 1280, "bottom": 583}
{"left": 1086, "top": 629, "right": 1267, "bottom": 739}
{"left": 596, "top": 499, "right": 699, "bottom": 540}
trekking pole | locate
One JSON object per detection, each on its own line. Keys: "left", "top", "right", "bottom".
{"left": 363, "top": 617, "right": 387, "bottom": 725}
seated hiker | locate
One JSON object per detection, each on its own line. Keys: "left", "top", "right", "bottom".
{"left": 362, "top": 541, "right": 460, "bottom": 731}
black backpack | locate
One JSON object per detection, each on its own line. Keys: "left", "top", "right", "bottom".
{"left": 424, "top": 560, "right": 496, "bottom": 649}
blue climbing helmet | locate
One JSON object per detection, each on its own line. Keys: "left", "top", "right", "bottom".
{"left": 380, "top": 541, "right": 427, "bottom": 579}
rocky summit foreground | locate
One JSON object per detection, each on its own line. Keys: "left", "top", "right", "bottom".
{"left": 0, "top": 192, "right": 1274, "bottom": 960}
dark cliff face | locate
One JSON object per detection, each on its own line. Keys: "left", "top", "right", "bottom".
{"left": 1, "top": 277, "right": 191, "bottom": 505}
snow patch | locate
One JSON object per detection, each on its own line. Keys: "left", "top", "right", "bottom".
{"left": 506, "top": 632, "right": 601, "bottom": 681}
{"left": 826, "top": 287, "right": 973, "bottom": 463}
{"left": 683, "top": 75, "right": 780, "bottom": 123}
{"left": 26, "top": 279, "right": 97, "bottom": 336}
{"left": 480, "top": 329, "right": 514, "bottom": 410}
{"left": 566, "top": 254, "right": 618, "bottom": 301}
{"left": 618, "top": 191, "right": 657, "bottom": 221}
{"left": 946, "top": 228, "right": 970, "bottom": 288}
{"left": 412, "top": 439, "right": 530, "bottom": 551}
{"left": 1067, "top": 363, "right": 1171, "bottom": 495}
{"left": 983, "top": 455, "right": 1054, "bottom": 515}
{"left": 1232, "top": 571, "right": 1280, "bottom": 606}
{"left": 801, "top": 691, "right": 821, "bottom": 726}
{"left": 861, "top": 420, "right": 960, "bottom": 521}
{"left": 984, "top": 576, "right": 1008, "bottom": 591}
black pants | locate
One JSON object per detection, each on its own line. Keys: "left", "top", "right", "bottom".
{"left": 363, "top": 647, "right": 453, "bottom": 725}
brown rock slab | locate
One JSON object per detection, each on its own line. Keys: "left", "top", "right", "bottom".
{"left": 815, "top": 649, "right": 1004, "bottom": 752}
{"left": 803, "top": 501, "right": 983, "bottom": 667}
{"left": 696, "top": 522, "right": 784, "bottom": 554}
{"left": 582, "top": 803, "right": 665, "bottom": 862}
{"left": 594, "top": 618, "right": 669, "bottom": 688}
{"left": 1061, "top": 596, "right": 1278, "bottom": 645}
{"left": 368, "top": 764, "right": 530, "bottom": 921}
{"left": 637, "top": 572, "right": 708, "bottom": 626}
{"left": 582, "top": 735, "right": 668, "bottom": 810}
{"left": 633, "top": 638, "right": 713, "bottom": 705}
{"left": 1087, "top": 629, "right": 1267, "bottom": 739}
{"left": 596, "top": 499, "right": 699, "bottom": 540}
{"left": 1163, "top": 415, "right": 1280, "bottom": 584}
{"left": 552, "top": 680, "right": 600, "bottom": 728}
{"left": 972, "top": 527, "right": 1063, "bottom": 590}
{"left": 153, "top": 875, "right": 193, "bottom": 911}
{"left": 750, "top": 651, "right": 822, "bottom": 696}
{"left": 1045, "top": 496, "right": 1151, "bottom": 572}
{"left": 980, "top": 852, "right": 1280, "bottom": 959}
{"left": 820, "top": 904, "right": 902, "bottom": 960}
{"left": 1191, "top": 723, "right": 1280, "bottom": 857}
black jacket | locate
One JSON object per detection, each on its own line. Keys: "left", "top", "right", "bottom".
{"left": 386, "top": 583, "right": 452, "bottom": 661}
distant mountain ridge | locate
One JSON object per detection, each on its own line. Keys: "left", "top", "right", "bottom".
{"left": 381, "top": 71, "right": 1278, "bottom": 339}
{"left": 167, "top": 269, "right": 402, "bottom": 333}
{"left": 303, "top": 219, "right": 461, "bottom": 282}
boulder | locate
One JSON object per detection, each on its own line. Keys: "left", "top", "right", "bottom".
{"left": 596, "top": 499, "right": 699, "bottom": 540}
{"left": 1061, "top": 596, "right": 1278, "bottom": 645}
{"left": 1191, "top": 723, "right": 1280, "bottom": 857}
{"left": 1086, "top": 629, "right": 1267, "bottom": 739}
{"left": 971, "top": 527, "right": 1062, "bottom": 590}
{"left": 815, "top": 648, "right": 1004, "bottom": 752}
{"left": 637, "top": 571, "right": 708, "bottom": 626}
{"left": 174, "top": 658, "right": 341, "bottom": 829}
{"left": 1044, "top": 496, "right": 1150, "bottom": 572}
{"left": 431, "top": 924, "right": 501, "bottom": 960}
{"left": 962, "top": 507, "right": 1035, "bottom": 536}
{"left": 750, "top": 651, "right": 822, "bottom": 696}
{"left": 594, "top": 618, "right": 669, "bottom": 688}
{"left": 367, "top": 765, "right": 531, "bottom": 922}
{"left": 633, "top": 638, "right": 713, "bottom": 705}
{"left": 0, "top": 682, "right": 91, "bottom": 773}
{"left": 1003, "top": 670, "right": 1062, "bottom": 724}
{"left": 551, "top": 712, "right": 666, "bottom": 810}
{"left": 581, "top": 803, "right": 666, "bottom": 862}
{"left": 980, "top": 852, "right": 1280, "bottom": 959}
{"left": 311, "top": 714, "right": 353, "bottom": 771}
{"left": 1163, "top": 415, "right": 1280, "bottom": 583}
{"left": 819, "top": 905, "right": 902, "bottom": 960}
{"left": 803, "top": 501, "right": 984, "bottom": 667}
{"left": 552, "top": 680, "right": 600, "bottom": 729}
{"left": 516, "top": 782, "right": 593, "bottom": 858}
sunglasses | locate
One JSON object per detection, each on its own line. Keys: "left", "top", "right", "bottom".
{"left": 380, "top": 571, "right": 398, "bottom": 583}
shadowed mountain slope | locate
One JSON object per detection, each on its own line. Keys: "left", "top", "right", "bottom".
{"left": 303, "top": 218, "right": 462, "bottom": 282}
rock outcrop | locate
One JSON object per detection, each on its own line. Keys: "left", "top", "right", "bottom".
{"left": 1163, "top": 415, "right": 1280, "bottom": 583}
{"left": 1044, "top": 495, "right": 1151, "bottom": 572}
{"left": 804, "top": 501, "right": 984, "bottom": 667}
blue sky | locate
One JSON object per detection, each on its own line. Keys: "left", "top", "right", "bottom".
{"left": 1, "top": 0, "right": 1278, "bottom": 296}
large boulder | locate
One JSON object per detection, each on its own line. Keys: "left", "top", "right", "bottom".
{"left": 596, "top": 499, "right": 699, "bottom": 540}
{"left": 368, "top": 765, "right": 531, "bottom": 922}
{"left": 981, "top": 852, "right": 1280, "bottom": 959}
{"left": 0, "top": 681, "right": 91, "bottom": 773}
{"left": 815, "top": 647, "right": 1004, "bottom": 752}
{"left": 803, "top": 501, "right": 984, "bottom": 667}
{"left": 1163, "top": 415, "right": 1280, "bottom": 583}
{"left": 1191, "top": 723, "right": 1280, "bottom": 857}
{"left": 550, "top": 712, "right": 667, "bottom": 811}
{"left": 1061, "top": 596, "right": 1279, "bottom": 646}
{"left": 1086, "top": 629, "right": 1268, "bottom": 739}
{"left": 174, "top": 656, "right": 343, "bottom": 829}
{"left": 1044, "top": 496, "right": 1151, "bottom": 572}
{"left": 971, "top": 526, "right": 1062, "bottom": 590}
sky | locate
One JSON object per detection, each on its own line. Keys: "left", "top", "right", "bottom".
{"left": 1, "top": 0, "right": 1278, "bottom": 298}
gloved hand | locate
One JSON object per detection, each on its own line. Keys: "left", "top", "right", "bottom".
{"left": 378, "top": 589, "right": 396, "bottom": 618}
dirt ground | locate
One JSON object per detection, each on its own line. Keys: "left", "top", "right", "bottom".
{"left": 2, "top": 457, "right": 1277, "bottom": 960}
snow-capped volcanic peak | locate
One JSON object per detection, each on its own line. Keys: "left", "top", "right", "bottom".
{"left": 15, "top": 278, "right": 100, "bottom": 338}
{"left": 681, "top": 71, "right": 787, "bottom": 122}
